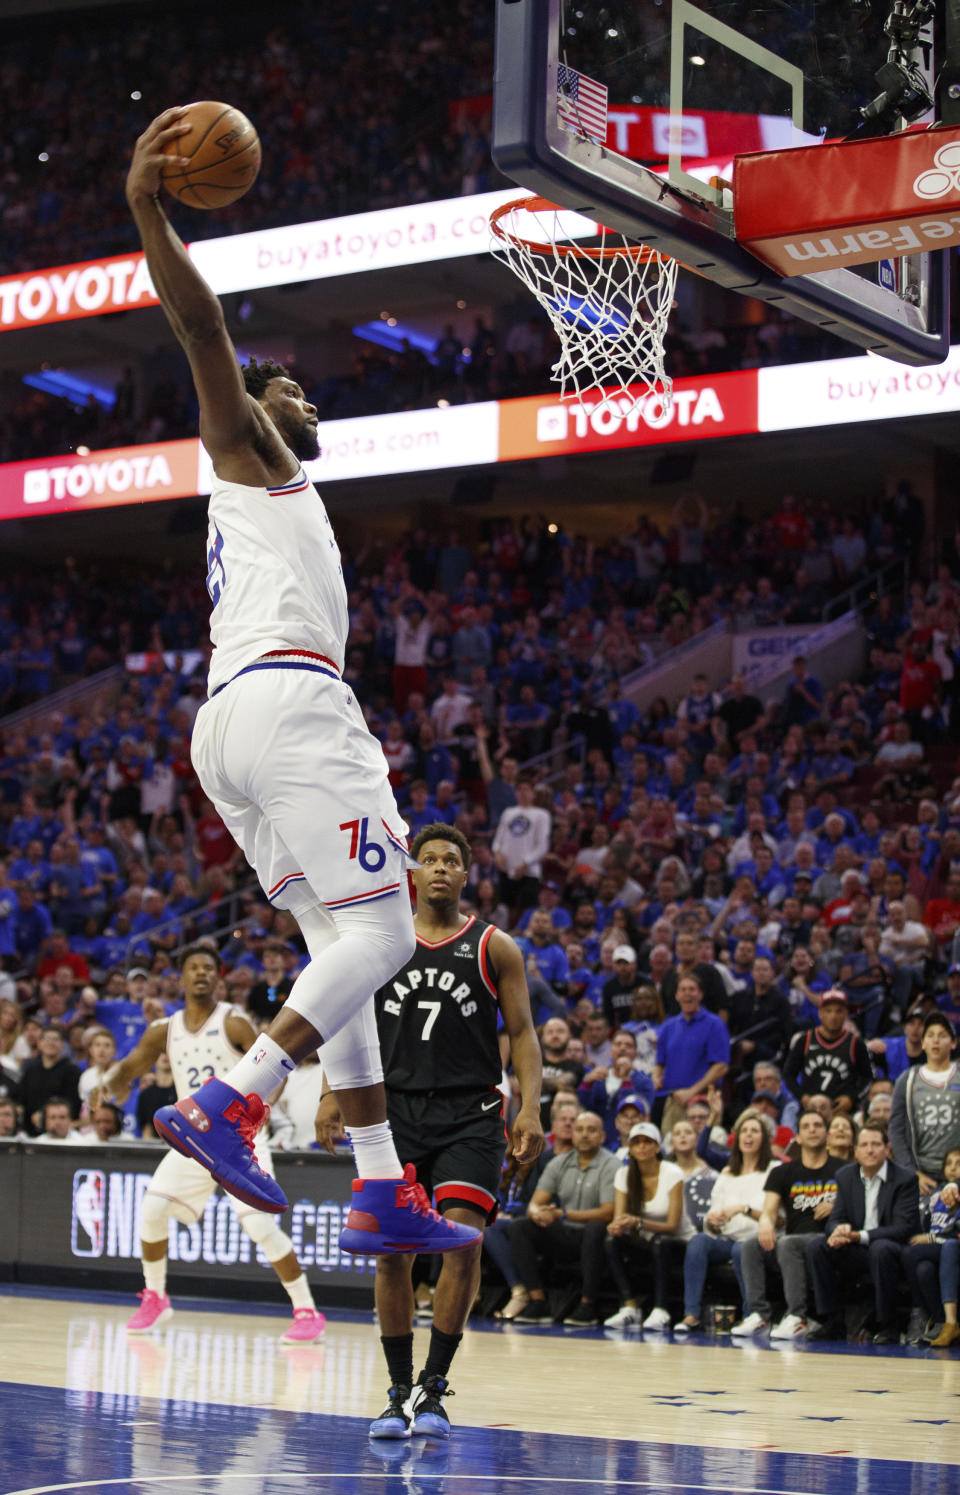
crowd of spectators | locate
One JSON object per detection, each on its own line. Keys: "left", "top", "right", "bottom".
{"left": 1, "top": 484, "right": 960, "bottom": 1344}
{"left": 1, "top": 1, "right": 498, "bottom": 278}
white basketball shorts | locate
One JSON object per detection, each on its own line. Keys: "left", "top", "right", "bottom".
{"left": 191, "top": 657, "right": 415, "bottom": 916}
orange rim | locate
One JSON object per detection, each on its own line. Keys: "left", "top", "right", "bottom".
{"left": 490, "top": 194, "right": 667, "bottom": 264}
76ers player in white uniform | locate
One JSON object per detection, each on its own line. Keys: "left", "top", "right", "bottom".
{"left": 125, "top": 109, "right": 476, "bottom": 1258}
{"left": 97, "top": 945, "right": 324, "bottom": 1339}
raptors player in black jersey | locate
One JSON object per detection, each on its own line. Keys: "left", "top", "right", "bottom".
{"left": 316, "top": 822, "right": 544, "bottom": 1440}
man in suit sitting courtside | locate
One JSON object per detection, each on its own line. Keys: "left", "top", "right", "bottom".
{"left": 804, "top": 1119, "right": 919, "bottom": 1343}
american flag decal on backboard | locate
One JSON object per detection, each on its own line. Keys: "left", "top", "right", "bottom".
{"left": 557, "top": 64, "right": 608, "bottom": 143}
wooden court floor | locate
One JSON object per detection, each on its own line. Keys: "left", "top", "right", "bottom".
{"left": 1, "top": 1285, "right": 958, "bottom": 1495}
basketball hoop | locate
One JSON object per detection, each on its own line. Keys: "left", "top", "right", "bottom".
{"left": 490, "top": 195, "right": 678, "bottom": 413}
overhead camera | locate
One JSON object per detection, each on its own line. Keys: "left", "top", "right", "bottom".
{"left": 846, "top": 0, "right": 936, "bottom": 140}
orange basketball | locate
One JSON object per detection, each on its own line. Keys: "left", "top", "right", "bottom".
{"left": 160, "top": 101, "right": 261, "bottom": 210}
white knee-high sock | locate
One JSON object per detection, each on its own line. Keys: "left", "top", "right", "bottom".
{"left": 283, "top": 893, "right": 415, "bottom": 1044}
{"left": 222, "top": 896, "right": 413, "bottom": 1110}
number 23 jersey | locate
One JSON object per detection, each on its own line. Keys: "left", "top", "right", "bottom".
{"left": 166, "top": 1001, "right": 247, "bottom": 1099}
{"left": 374, "top": 914, "right": 503, "bottom": 1092}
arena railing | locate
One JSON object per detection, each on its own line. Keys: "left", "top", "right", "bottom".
{"left": 123, "top": 875, "right": 263, "bottom": 973}
{"left": 820, "top": 554, "right": 910, "bottom": 623}
{"left": 514, "top": 732, "right": 586, "bottom": 789}
{"left": 0, "top": 664, "right": 126, "bottom": 737}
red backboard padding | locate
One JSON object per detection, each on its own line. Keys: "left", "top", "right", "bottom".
{"left": 733, "top": 125, "right": 960, "bottom": 276}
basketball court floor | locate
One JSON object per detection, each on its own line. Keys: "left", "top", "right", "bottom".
{"left": 1, "top": 1284, "right": 956, "bottom": 1495}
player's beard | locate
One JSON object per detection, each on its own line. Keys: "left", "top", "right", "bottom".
{"left": 424, "top": 890, "right": 457, "bottom": 918}
{"left": 284, "top": 415, "right": 321, "bottom": 462}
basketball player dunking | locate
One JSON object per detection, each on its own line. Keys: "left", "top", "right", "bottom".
{"left": 316, "top": 824, "right": 544, "bottom": 1438}
{"left": 95, "top": 945, "right": 324, "bottom": 1340}
{"left": 125, "top": 110, "right": 475, "bottom": 1258}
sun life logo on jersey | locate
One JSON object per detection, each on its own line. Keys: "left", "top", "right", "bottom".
{"left": 455, "top": 940, "right": 473, "bottom": 957}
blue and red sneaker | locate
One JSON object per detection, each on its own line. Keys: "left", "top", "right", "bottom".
{"left": 340, "top": 1163, "right": 481, "bottom": 1255}
{"left": 153, "top": 1077, "right": 288, "bottom": 1214}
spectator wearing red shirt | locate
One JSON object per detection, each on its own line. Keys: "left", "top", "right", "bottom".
{"left": 925, "top": 870, "right": 960, "bottom": 952}
{"left": 899, "top": 639, "right": 941, "bottom": 739}
{"left": 772, "top": 495, "right": 809, "bottom": 553}
{"left": 193, "top": 800, "right": 240, "bottom": 871}
{"left": 34, "top": 930, "right": 91, "bottom": 984}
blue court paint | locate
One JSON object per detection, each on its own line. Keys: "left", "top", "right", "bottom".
{"left": 0, "top": 1382, "right": 954, "bottom": 1495}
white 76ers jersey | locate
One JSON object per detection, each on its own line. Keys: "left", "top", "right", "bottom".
{"left": 205, "top": 467, "right": 350, "bottom": 696}
{"left": 167, "top": 1002, "right": 247, "bottom": 1099}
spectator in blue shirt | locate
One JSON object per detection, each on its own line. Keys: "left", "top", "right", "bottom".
{"left": 514, "top": 882, "right": 573, "bottom": 934}
{"left": 732, "top": 845, "right": 787, "bottom": 907}
{"left": 506, "top": 684, "right": 550, "bottom": 757}
{"left": 8, "top": 839, "right": 51, "bottom": 895}
{"left": 0, "top": 863, "right": 19, "bottom": 959}
{"left": 654, "top": 973, "right": 731, "bottom": 1135}
{"left": 867, "top": 1004, "right": 927, "bottom": 1081}
{"left": 517, "top": 910, "right": 571, "bottom": 993}
{"left": 412, "top": 723, "right": 453, "bottom": 796}
{"left": 852, "top": 808, "right": 883, "bottom": 863}
{"left": 815, "top": 812, "right": 856, "bottom": 869}
{"left": 578, "top": 1039, "right": 656, "bottom": 1147}
{"left": 47, "top": 838, "right": 104, "bottom": 934}
{"left": 782, "top": 656, "right": 823, "bottom": 727}
{"left": 405, "top": 779, "right": 439, "bottom": 835}
{"left": 79, "top": 823, "right": 119, "bottom": 898}
{"left": 13, "top": 885, "right": 54, "bottom": 965}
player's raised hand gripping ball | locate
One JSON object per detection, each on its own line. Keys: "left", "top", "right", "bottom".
{"left": 160, "top": 101, "right": 261, "bottom": 209}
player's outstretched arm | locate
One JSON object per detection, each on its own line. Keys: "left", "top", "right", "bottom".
{"left": 95, "top": 1020, "right": 168, "bottom": 1108}
{"left": 491, "top": 929, "right": 545, "bottom": 1166}
{"left": 126, "top": 108, "right": 259, "bottom": 464}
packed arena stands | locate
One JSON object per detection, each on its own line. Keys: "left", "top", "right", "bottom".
{"left": 2, "top": 1, "right": 959, "bottom": 1355}
{"left": 0, "top": 2, "right": 498, "bottom": 276}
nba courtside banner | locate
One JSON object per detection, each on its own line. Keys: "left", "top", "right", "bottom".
{"left": 1, "top": 1142, "right": 375, "bottom": 1298}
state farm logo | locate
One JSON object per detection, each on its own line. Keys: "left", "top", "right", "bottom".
{"left": 535, "top": 387, "right": 725, "bottom": 443}
{"left": 23, "top": 452, "right": 175, "bottom": 505}
{"left": 913, "top": 140, "right": 960, "bottom": 200}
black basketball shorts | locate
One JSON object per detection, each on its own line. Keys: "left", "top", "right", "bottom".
{"left": 386, "top": 1086, "right": 508, "bottom": 1224}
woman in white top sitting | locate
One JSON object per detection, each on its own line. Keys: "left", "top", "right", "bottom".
{"left": 604, "top": 1121, "right": 694, "bottom": 1331}
{"left": 675, "top": 1110, "right": 776, "bottom": 1333}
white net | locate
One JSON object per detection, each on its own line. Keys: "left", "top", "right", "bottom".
{"left": 490, "top": 196, "right": 678, "bottom": 414}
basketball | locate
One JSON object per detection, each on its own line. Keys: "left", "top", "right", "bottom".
{"left": 160, "top": 100, "right": 261, "bottom": 210}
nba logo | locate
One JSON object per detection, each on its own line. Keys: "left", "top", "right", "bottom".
{"left": 71, "top": 1169, "right": 106, "bottom": 1257}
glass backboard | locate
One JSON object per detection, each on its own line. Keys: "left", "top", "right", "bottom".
{"left": 492, "top": 0, "right": 949, "bottom": 365}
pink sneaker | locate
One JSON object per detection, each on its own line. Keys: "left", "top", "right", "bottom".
{"left": 281, "top": 1308, "right": 326, "bottom": 1343}
{"left": 126, "top": 1290, "right": 173, "bottom": 1333}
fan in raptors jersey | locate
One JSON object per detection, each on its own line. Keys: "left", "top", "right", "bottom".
{"left": 316, "top": 823, "right": 544, "bottom": 1441}
{"left": 125, "top": 112, "right": 475, "bottom": 1262}
{"left": 94, "top": 945, "right": 324, "bottom": 1341}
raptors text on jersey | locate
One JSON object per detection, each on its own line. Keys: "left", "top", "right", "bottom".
{"left": 375, "top": 914, "right": 503, "bottom": 1092}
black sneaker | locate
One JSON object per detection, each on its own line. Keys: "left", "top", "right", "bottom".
{"left": 515, "top": 1299, "right": 550, "bottom": 1324}
{"left": 369, "top": 1384, "right": 412, "bottom": 1439}
{"left": 411, "top": 1373, "right": 454, "bottom": 1437}
{"left": 806, "top": 1316, "right": 845, "bottom": 1342}
{"left": 563, "top": 1301, "right": 599, "bottom": 1326}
